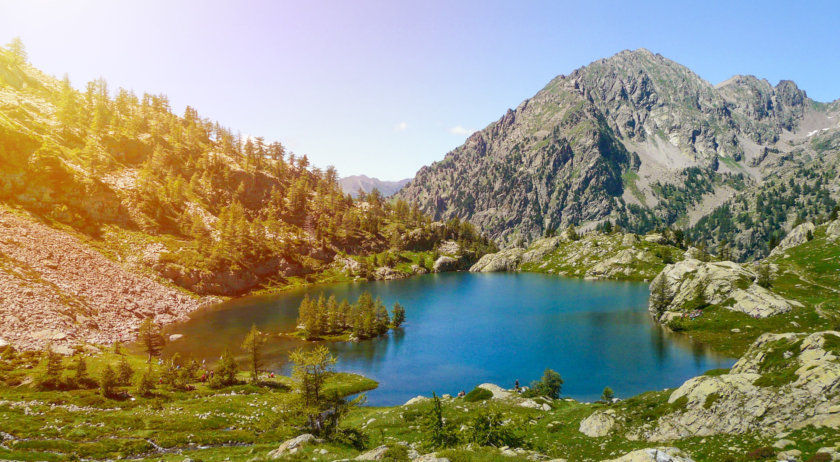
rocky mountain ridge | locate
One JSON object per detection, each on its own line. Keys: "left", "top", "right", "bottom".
{"left": 398, "top": 49, "right": 840, "bottom": 257}
{"left": 338, "top": 175, "right": 410, "bottom": 197}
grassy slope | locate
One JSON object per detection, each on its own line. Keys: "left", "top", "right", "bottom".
{"left": 518, "top": 232, "right": 684, "bottom": 282}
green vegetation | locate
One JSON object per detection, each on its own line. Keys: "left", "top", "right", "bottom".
{"left": 294, "top": 291, "right": 405, "bottom": 341}
{"left": 0, "top": 42, "right": 494, "bottom": 301}
{"left": 464, "top": 386, "right": 493, "bottom": 402}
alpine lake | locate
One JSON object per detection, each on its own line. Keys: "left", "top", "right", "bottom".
{"left": 163, "top": 272, "right": 734, "bottom": 406}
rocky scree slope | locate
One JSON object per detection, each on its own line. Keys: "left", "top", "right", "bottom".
{"left": 398, "top": 49, "right": 840, "bottom": 256}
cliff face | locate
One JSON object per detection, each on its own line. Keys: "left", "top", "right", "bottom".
{"left": 398, "top": 49, "right": 840, "bottom": 251}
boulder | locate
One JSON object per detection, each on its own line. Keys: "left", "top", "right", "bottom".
{"left": 621, "top": 233, "right": 639, "bottom": 246}
{"left": 644, "top": 233, "right": 667, "bottom": 244}
{"left": 0, "top": 337, "right": 8, "bottom": 350}
{"left": 433, "top": 256, "right": 462, "bottom": 273}
{"left": 477, "top": 383, "right": 511, "bottom": 399}
{"left": 682, "top": 247, "right": 705, "bottom": 260}
{"left": 267, "top": 434, "right": 320, "bottom": 459}
{"left": 403, "top": 396, "right": 428, "bottom": 406}
{"left": 770, "top": 222, "right": 815, "bottom": 256}
{"left": 374, "top": 266, "right": 407, "bottom": 281}
{"left": 729, "top": 284, "right": 792, "bottom": 318}
{"left": 168, "top": 334, "right": 184, "bottom": 342}
{"left": 469, "top": 248, "right": 525, "bottom": 272}
{"left": 602, "top": 447, "right": 694, "bottom": 462}
{"left": 827, "top": 219, "right": 840, "bottom": 240}
{"left": 579, "top": 410, "right": 616, "bottom": 437}
{"left": 355, "top": 445, "right": 389, "bottom": 460}
{"left": 414, "top": 454, "right": 450, "bottom": 462}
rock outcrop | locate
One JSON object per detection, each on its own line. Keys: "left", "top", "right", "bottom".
{"left": 639, "top": 332, "right": 840, "bottom": 441}
{"left": 267, "top": 434, "right": 320, "bottom": 459}
{"left": 770, "top": 222, "right": 815, "bottom": 256}
{"left": 826, "top": 219, "right": 840, "bottom": 240}
{"left": 649, "top": 259, "right": 792, "bottom": 321}
{"left": 469, "top": 247, "right": 525, "bottom": 272}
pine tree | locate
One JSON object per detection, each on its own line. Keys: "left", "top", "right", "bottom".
{"left": 117, "top": 356, "right": 134, "bottom": 385}
{"left": 241, "top": 324, "right": 266, "bottom": 383}
{"left": 138, "top": 318, "right": 165, "bottom": 362}
{"left": 392, "top": 302, "right": 406, "bottom": 328}
{"left": 100, "top": 365, "right": 117, "bottom": 398}
{"left": 374, "top": 297, "right": 390, "bottom": 334}
{"left": 214, "top": 348, "right": 239, "bottom": 387}
{"left": 6, "top": 37, "right": 27, "bottom": 64}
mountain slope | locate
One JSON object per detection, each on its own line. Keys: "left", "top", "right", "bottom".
{"left": 0, "top": 44, "right": 493, "bottom": 350}
{"left": 338, "top": 175, "right": 409, "bottom": 197}
{"left": 398, "top": 49, "right": 840, "bottom": 255}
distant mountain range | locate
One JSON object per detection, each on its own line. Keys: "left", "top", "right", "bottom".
{"left": 397, "top": 48, "right": 840, "bottom": 259}
{"left": 339, "top": 175, "right": 410, "bottom": 197}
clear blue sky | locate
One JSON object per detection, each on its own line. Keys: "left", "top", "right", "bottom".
{"left": 2, "top": 0, "right": 839, "bottom": 180}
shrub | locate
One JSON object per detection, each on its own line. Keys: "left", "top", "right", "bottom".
{"left": 745, "top": 446, "right": 775, "bottom": 460}
{"left": 703, "top": 392, "right": 720, "bottom": 409}
{"left": 463, "top": 410, "right": 525, "bottom": 448}
{"left": 807, "top": 453, "right": 832, "bottom": 462}
{"left": 117, "top": 356, "right": 134, "bottom": 386}
{"left": 464, "top": 387, "right": 493, "bottom": 402}
{"left": 381, "top": 445, "right": 410, "bottom": 461}
{"left": 420, "top": 393, "right": 458, "bottom": 450}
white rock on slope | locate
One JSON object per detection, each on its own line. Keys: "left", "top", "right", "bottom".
{"left": 770, "top": 222, "right": 815, "bottom": 256}
{"left": 602, "top": 447, "right": 694, "bottom": 462}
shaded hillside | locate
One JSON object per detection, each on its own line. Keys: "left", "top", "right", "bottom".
{"left": 398, "top": 49, "right": 840, "bottom": 257}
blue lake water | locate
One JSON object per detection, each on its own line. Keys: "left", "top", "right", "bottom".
{"left": 163, "top": 272, "right": 734, "bottom": 405}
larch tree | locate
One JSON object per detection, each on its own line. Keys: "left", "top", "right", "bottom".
{"left": 137, "top": 318, "right": 165, "bottom": 363}
{"left": 241, "top": 324, "right": 266, "bottom": 383}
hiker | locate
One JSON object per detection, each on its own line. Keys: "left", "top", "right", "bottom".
{"left": 515, "top": 379, "right": 520, "bottom": 392}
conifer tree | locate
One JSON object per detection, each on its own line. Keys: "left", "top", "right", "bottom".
{"left": 241, "top": 324, "right": 266, "bottom": 383}
{"left": 138, "top": 318, "right": 165, "bottom": 363}
{"left": 392, "top": 302, "right": 406, "bottom": 328}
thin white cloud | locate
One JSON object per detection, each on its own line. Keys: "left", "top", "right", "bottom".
{"left": 449, "top": 125, "right": 472, "bottom": 135}
{"left": 394, "top": 121, "right": 408, "bottom": 132}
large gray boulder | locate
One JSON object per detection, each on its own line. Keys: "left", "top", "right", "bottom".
{"left": 433, "top": 256, "right": 461, "bottom": 273}
{"left": 827, "top": 219, "right": 840, "bottom": 240}
{"left": 355, "top": 445, "right": 389, "bottom": 460}
{"left": 469, "top": 248, "right": 525, "bottom": 272}
{"left": 770, "top": 222, "right": 815, "bottom": 256}
{"left": 267, "top": 434, "right": 320, "bottom": 459}
{"left": 579, "top": 410, "right": 617, "bottom": 437}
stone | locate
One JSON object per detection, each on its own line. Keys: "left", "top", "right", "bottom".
{"left": 622, "top": 233, "right": 639, "bottom": 246}
{"left": 770, "top": 222, "right": 815, "bottom": 256}
{"left": 773, "top": 439, "right": 795, "bottom": 449}
{"left": 168, "top": 334, "right": 184, "bottom": 342}
{"left": 827, "top": 219, "right": 840, "bottom": 240}
{"left": 355, "top": 445, "right": 390, "bottom": 460}
{"left": 414, "top": 454, "right": 450, "bottom": 462}
{"left": 403, "top": 396, "right": 428, "bottom": 406}
{"left": 433, "top": 256, "right": 461, "bottom": 273}
{"left": 579, "top": 410, "right": 616, "bottom": 437}
{"left": 437, "top": 240, "right": 461, "bottom": 256}
{"left": 267, "top": 434, "right": 319, "bottom": 459}
{"left": 644, "top": 233, "right": 667, "bottom": 244}
{"left": 477, "top": 383, "right": 511, "bottom": 399}
{"left": 602, "top": 447, "right": 694, "bottom": 461}
{"left": 776, "top": 449, "right": 801, "bottom": 461}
